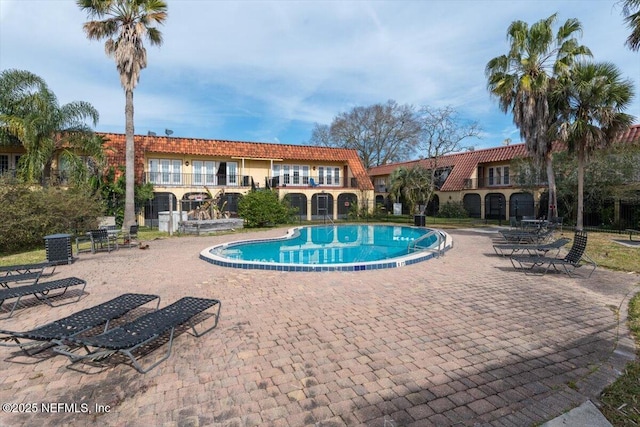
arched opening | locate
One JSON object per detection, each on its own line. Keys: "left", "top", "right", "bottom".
{"left": 463, "top": 194, "right": 481, "bottom": 218}
{"left": 337, "top": 193, "right": 358, "bottom": 218}
{"left": 311, "top": 193, "right": 334, "bottom": 220}
{"left": 485, "top": 193, "right": 506, "bottom": 220}
{"left": 219, "top": 192, "right": 241, "bottom": 217}
{"left": 426, "top": 194, "right": 440, "bottom": 216}
{"left": 509, "top": 193, "right": 535, "bottom": 219}
{"left": 283, "top": 193, "right": 308, "bottom": 219}
{"left": 144, "top": 192, "right": 177, "bottom": 228}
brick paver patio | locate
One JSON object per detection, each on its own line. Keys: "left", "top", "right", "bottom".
{"left": 0, "top": 228, "right": 637, "bottom": 427}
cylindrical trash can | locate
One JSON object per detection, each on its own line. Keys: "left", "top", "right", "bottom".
{"left": 414, "top": 215, "right": 426, "bottom": 227}
{"left": 44, "top": 233, "right": 73, "bottom": 265}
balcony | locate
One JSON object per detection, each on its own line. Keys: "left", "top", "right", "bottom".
{"left": 463, "top": 176, "right": 547, "bottom": 190}
{"left": 143, "top": 172, "right": 354, "bottom": 189}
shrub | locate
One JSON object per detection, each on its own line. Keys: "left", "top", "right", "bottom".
{"left": 238, "top": 190, "right": 294, "bottom": 228}
{"left": 437, "top": 201, "right": 469, "bottom": 218}
{"left": 0, "top": 181, "right": 104, "bottom": 255}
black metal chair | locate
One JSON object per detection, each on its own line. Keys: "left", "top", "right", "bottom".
{"left": 510, "top": 231, "right": 597, "bottom": 278}
{"left": 89, "top": 229, "right": 118, "bottom": 253}
{"left": 55, "top": 296, "right": 222, "bottom": 373}
{"left": 0, "top": 293, "right": 160, "bottom": 355}
{"left": 122, "top": 225, "right": 139, "bottom": 248}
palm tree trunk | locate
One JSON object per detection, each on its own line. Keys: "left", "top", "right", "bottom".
{"left": 545, "top": 156, "right": 558, "bottom": 220}
{"left": 124, "top": 88, "right": 136, "bottom": 230}
{"left": 576, "top": 147, "right": 585, "bottom": 231}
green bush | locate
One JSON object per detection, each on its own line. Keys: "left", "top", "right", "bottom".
{"left": 437, "top": 201, "right": 469, "bottom": 218}
{"left": 0, "top": 181, "right": 104, "bottom": 255}
{"left": 238, "top": 190, "right": 294, "bottom": 228}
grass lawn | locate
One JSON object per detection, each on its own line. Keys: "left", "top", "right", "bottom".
{"left": 600, "top": 292, "right": 640, "bottom": 426}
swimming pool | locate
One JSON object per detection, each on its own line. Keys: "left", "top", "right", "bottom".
{"left": 200, "top": 224, "right": 452, "bottom": 272}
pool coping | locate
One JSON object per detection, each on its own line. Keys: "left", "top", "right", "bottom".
{"left": 199, "top": 225, "right": 453, "bottom": 272}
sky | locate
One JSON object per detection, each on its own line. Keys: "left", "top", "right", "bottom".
{"left": 1, "top": 0, "right": 639, "bottom": 152}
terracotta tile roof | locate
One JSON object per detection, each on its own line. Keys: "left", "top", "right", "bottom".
{"left": 368, "top": 144, "right": 530, "bottom": 192}
{"left": 99, "top": 133, "right": 374, "bottom": 190}
{"left": 368, "top": 124, "right": 640, "bottom": 192}
{"left": 616, "top": 124, "right": 640, "bottom": 145}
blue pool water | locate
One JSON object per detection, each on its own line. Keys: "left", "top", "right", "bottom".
{"left": 201, "top": 225, "right": 449, "bottom": 271}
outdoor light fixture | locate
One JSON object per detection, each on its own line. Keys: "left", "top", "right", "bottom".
{"left": 185, "top": 161, "right": 189, "bottom": 166}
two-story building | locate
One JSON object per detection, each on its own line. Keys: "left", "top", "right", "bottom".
{"left": 99, "top": 133, "right": 374, "bottom": 226}
{"left": 368, "top": 143, "right": 541, "bottom": 220}
{"left": 368, "top": 124, "right": 640, "bottom": 222}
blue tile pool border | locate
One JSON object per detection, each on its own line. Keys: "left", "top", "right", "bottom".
{"left": 199, "top": 226, "right": 453, "bottom": 272}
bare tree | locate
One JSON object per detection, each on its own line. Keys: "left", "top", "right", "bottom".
{"left": 309, "top": 100, "right": 421, "bottom": 169}
{"left": 417, "top": 106, "right": 481, "bottom": 213}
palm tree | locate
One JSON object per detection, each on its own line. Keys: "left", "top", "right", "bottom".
{"left": 621, "top": 0, "right": 640, "bottom": 51}
{"left": 389, "top": 165, "right": 431, "bottom": 215}
{"left": 551, "top": 62, "right": 635, "bottom": 230}
{"left": 77, "top": 0, "right": 167, "bottom": 229}
{"left": 486, "top": 13, "right": 592, "bottom": 220}
{"left": 0, "top": 69, "right": 102, "bottom": 184}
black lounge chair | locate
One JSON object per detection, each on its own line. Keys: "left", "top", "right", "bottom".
{"left": 498, "top": 228, "right": 553, "bottom": 244}
{"left": 493, "top": 237, "right": 571, "bottom": 257}
{"left": 0, "top": 277, "right": 87, "bottom": 319}
{"left": 54, "top": 296, "right": 221, "bottom": 373}
{"left": 0, "top": 293, "right": 160, "bottom": 355}
{"left": 0, "top": 262, "right": 56, "bottom": 276}
{"left": 0, "top": 262, "right": 58, "bottom": 288}
{"left": 510, "top": 231, "right": 597, "bottom": 278}
{"left": 0, "top": 271, "right": 42, "bottom": 288}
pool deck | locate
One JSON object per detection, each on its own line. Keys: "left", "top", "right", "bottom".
{"left": 0, "top": 227, "right": 638, "bottom": 426}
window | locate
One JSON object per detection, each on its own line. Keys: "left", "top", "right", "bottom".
{"left": 272, "top": 164, "right": 310, "bottom": 186}
{"left": 283, "top": 165, "right": 290, "bottom": 185}
{"left": 227, "top": 162, "right": 238, "bottom": 186}
{"left": 315, "top": 166, "right": 341, "bottom": 186}
{"left": 292, "top": 165, "right": 300, "bottom": 185}
{"left": 374, "top": 177, "right": 386, "bottom": 192}
{"left": 192, "top": 161, "right": 217, "bottom": 185}
{"left": 272, "top": 164, "right": 280, "bottom": 186}
{"left": 149, "top": 159, "right": 181, "bottom": 185}
{"left": 488, "top": 166, "right": 508, "bottom": 186}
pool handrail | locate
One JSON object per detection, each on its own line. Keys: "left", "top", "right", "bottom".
{"left": 408, "top": 229, "right": 445, "bottom": 257}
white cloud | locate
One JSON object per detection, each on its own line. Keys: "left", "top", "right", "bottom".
{"left": 1, "top": 0, "right": 638, "bottom": 148}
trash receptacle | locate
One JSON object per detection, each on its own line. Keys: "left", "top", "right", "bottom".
{"left": 414, "top": 215, "right": 426, "bottom": 227}
{"left": 44, "top": 233, "right": 73, "bottom": 265}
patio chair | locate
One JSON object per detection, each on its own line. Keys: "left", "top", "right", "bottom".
{"left": 122, "top": 225, "right": 139, "bottom": 248}
{"left": 0, "top": 277, "right": 87, "bottom": 319}
{"left": 493, "top": 237, "right": 571, "bottom": 257}
{"left": 0, "top": 293, "right": 160, "bottom": 355}
{"left": 88, "top": 229, "right": 118, "bottom": 253}
{"left": 309, "top": 178, "right": 319, "bottom": 187}
{"left": 54, "top": 296, "right": 221, "bottom": 373}
{"left": 510, "top": 231, "right": 597, "bottom": 278}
